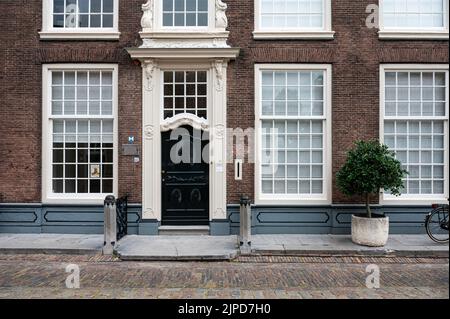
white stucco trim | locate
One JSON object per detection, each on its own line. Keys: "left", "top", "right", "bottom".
{"left": 41, "top": 64, "right": 119, "bottom": 205}
{"left": 139, "top": 0, "right": 230, "bottom": 48}
{"left": 379, "top": 64, "right": 449, "bottom": 206}
{"left": 378, "top": 30, "right": 449, "bottom": 40}
{"left": 39, "top": 31, "right": 121, "bottom": 40}
{"left": 254, "top": 64, "right": 333, "bottom": 206}
{"left": 253, "top": 31, "right": 335, "bottom": 40}
{"left": 253, "top": 0, "right": 334, "bottom": 40}
{"left": 126, "top": 47, "right": 240, "bottom": 59}
{"left": 138, "top": 59, "right": 231, "bottom": 222}
{"left": 40, "top": 0, "right": 120, "bottom": 40}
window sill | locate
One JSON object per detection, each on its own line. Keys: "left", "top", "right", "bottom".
{"left": 378, "top": 30, "right": 449, "bottom": 40}
{"left": 39, "top": 31, "right": 121, "bottom": 41}
{"left": 43, "top": 196, "right": 114, "bottom": 205}
{"left": 255, "top": 197, "right": 331, "bottom": 206}
{"left": 381, "top": 196, "right": 449, "bottom": 206}
{"left": 253, "top": 30, "right": 335, "bottom": 40}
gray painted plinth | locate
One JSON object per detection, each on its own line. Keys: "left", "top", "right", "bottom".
{"left": 251, "top": 235, "right": 449, "bottom": 257}
{"left": 0, "top": 234, "right": 103, "bottom": 255}
{"left": 115, "top": 235, "right": 239, "bottom": 261}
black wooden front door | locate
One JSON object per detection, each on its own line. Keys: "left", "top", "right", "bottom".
{"left": 161, "top": 126, "right": 209, "bottom": 226}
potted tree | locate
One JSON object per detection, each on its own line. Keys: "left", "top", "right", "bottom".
{"left": 337, "top": 140, "right": 408, "bottom": 247}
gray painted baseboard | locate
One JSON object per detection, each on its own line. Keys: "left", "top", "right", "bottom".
{"left": 0, "top": 204, "right": 430, "bottom": 235}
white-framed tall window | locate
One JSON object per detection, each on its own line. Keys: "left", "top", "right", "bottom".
{"left": 253, "top": 0, "right": 334, "bottom": 39}
{"left": 255, "top": 64, "right": 332, "bottom": 205}
{"left": 379, "top": 0, "right": 449, "bottom": 39}
{"left": 162, "top": 0, "right": 209, "bottom": 27}
{"left": 42, "top": 64, "right": 118, "bottom": 204}
{"left": 380, "top": 65, "right": 449, "bottom": 205}
{"left": 40, "top": 0, "right": 120, "bottom": 40}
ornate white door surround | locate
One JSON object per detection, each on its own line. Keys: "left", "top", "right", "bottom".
{"left": 127, "top": 1, "right": 239, "bottom": 223}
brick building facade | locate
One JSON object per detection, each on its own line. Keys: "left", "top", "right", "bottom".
{"left": 0, "top": 0, "right": 448, "bottom": 235}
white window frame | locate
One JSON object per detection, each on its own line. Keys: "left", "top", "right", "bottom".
{"left": 40, "top": 0, "right": 120, "bottom": 40}
{"left": 255, "top": 64, "right": 332, "bottom": 205}
{"left": 380, "top": 64, "right": 449, "bottom": 205}
{"left": 379, "top": 0, "right": 449, "bottom": 39}
{"left": 253, "top": 0, "right": 335, "bottom": 40}
{"left": 160, "top": 69, "right": 210, "bottom": 121}
{"left": 154, "top": 0, "right": 215, "bottom": 32}
{"left": 42, "top": 64, "right": 119, "bottom": 204}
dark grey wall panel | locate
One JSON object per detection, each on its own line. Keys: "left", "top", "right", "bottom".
{"left": 0, "top": 204, "right": 142, "bottom": 234}
{"left": 229, "top": 205, "right": 431, "bottom": 235}
{"left": 0, "top": 204, "right": 433, "bottom": 235}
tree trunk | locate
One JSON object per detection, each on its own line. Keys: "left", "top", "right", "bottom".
{"left": 365, "top": 193, "right": 372, "bottom": 218}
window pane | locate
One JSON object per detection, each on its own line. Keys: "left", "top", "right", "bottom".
{"left": 260, "top": 0, "right": 325, "bottom": 29}
{"left": 53, "top": 15, "right": 64, "bottom": 28}
{"left": 383, "top": 0, "right": 445, "bottom": 28}
{"left": 260, "top": 70, "right": 327, "bottom": 197}
{"left": 79, "top": 0, "right": 90, "bottom": 13}
{"left": 103, "top": 14, "right": 114, "bottom": 28}
{"left": 54, "top": 0, "right": 116, "bottom": 29}
{"left": 91, "top": 0, "right": 102, "bottom": 13}
{"left": 49, "top": 70, "right": 115, "bottom": 195}
{"left": 103, "top": 0, "right": 114, "bottom": 13}
{"left": 163, "top": 0, "right": 208, "bottom": 26}
{"left": 163, "top": 71, "right": 208, "bottom": 119}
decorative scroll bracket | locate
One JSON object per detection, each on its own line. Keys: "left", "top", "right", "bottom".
{"left": 141, "top": 0, "right": 154, "bottom": 31}
{"left": 214, "top": 59, "right": 224, "bottom": 92}
{"left": 160, "top": 113, "right": 209, "bottom": 132}
{"left": 215, "top": 0, "right": 228, "bottom": 30}
{"left": 144, "top": 124, "right": 154, "bottom": 140}
{"left": 143, "top": 59, "right": 155, "bottom": 91}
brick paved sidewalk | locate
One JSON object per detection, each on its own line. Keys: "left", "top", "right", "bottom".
{"left": 0, "top": 254, "right": 447, "bottom": 299}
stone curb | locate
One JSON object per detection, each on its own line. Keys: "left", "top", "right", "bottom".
{"left": 116, "top": 251, "right": 238, "bottom": 261}
{"left": 0, "top": 248, "right": 102, "bottom": 255}
{"left": 250, "top": 249, "right": 449, "bottom": 258}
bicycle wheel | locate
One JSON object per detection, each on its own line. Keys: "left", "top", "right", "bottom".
{"left": 426, "top": 207, "right": 449, "bottom": 243}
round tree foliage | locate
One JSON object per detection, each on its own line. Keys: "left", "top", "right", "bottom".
{"left": 337, "top": 140, "right": 408, "bottom": 198}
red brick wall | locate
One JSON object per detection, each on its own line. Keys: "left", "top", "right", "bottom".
{"left": 0, "top": 0, "right": 144, "bottom": 203}
{"left": 225, "top": 0, "right": 449, "bottom": 204}
{"left": 0, "top": 1, "right": 448, "bottom": 205}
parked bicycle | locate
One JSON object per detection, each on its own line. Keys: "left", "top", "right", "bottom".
{"left": 425, "top": 199, "right": 449, "bottom": 243}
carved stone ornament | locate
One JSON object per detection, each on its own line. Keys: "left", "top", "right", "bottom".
{"left": 161, "top": 113, "right": 209, "bottom": 132}
{"left": 140, "top": 38, "right": 229, "bottom": 48}
{"left": 215, "top": 0, "right": 228, "bottom": 29}
{"left": 214, "top": 124, "right": 225, "bottom": 138}
{"left": 214, "top": 208, "right": 226, "bottom": 218}
{"left": 144, "top": 125, "right": 154, "bottom": 140}
{"left": 141, "top": 0, "right": 153, "bottom": 30}
{"left": 144, "top": 208, "right": 157, "bottom": 219}
{"left": 143, "top": 59, "right": 155, "bottom": 91}
{"left": 214, "top": 60, "right": 224, "bottom": 91}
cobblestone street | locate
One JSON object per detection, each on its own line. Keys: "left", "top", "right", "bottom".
{"left": 0, "top": 254, "right": 448, "bottom": 299}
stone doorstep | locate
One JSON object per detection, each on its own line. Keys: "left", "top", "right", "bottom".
{"left": 117, "top": 252, "right": 238, "bottom": 262}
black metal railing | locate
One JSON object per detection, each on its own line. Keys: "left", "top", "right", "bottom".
{"left": 116, "top": 196, "right": 128, "bottom": 240}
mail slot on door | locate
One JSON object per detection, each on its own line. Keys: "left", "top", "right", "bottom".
{"left": 122, "top": 144, "right": 140, "bottom": 156}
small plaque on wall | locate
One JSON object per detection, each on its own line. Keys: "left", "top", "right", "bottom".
{"left": 122, "top": 144, "right": 140, "bottom": 156}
